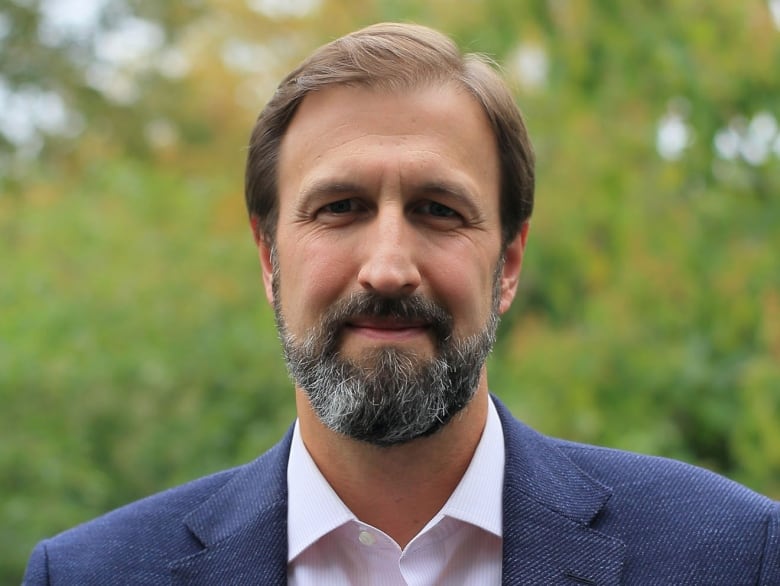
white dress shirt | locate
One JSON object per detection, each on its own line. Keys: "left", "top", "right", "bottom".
{"left": 287, "top": 398, "right": 505, "bottom": 585}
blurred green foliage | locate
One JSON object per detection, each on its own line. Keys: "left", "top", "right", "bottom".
{"left": 2, "top": 0, "right": 779, "bottom": 582}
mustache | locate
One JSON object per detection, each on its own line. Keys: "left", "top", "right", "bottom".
{"left": 315, "top": 292, "right": 454, "bottom": 353}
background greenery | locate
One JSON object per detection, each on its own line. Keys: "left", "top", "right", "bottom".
{"left": 2, "top": 0, "right": 779, "bottom": 581}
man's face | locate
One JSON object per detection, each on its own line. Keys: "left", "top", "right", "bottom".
{"left": 255, "top": 83, "right": 527, "bottom": 444}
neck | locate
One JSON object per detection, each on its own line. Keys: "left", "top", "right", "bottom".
{"left": 296, "top": 382, "right": 489, "bottom": 548}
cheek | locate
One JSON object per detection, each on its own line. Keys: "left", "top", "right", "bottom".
{"left": 276, "top": 245, "right": 354, "bottom": 320}
{"left": 426, "top": 254, "right": 496, "bottom": 320}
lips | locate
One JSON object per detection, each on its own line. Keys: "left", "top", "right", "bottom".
{"left": 347, "top": 316, "right": 429, "bottom": 329}
{"left": 344, "top": 317, "right": 431, "bottom": 340}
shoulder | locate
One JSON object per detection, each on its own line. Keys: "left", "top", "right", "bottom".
{"left": 549, "top": 438, "right": 770, "bottom": 507}
{"left": 553, "top": 438, "right": 780, "bottom": 582}
{"left": 552, "top": 437, "right": 775, "bottom": 517}
{"left": 494, "top": 396, "right": 774, "bottom": 518}
{"left": 494, "top": 398, "right": 780, "bottom": 582}
{"left": 24, "top": 466, "right": 240, "bottom": 585}
{"left": 23, "top": 429, "right": 293, "bottom": 585}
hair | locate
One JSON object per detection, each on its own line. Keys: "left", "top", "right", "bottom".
{"left": 245, "top": 22, "right": 535, "bottom": 250}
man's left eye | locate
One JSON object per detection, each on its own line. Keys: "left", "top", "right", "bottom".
{"left": 421, "top": 201, "right": 457, "bottom": 218}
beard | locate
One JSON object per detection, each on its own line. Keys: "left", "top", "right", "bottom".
{"left": 272, "top": 260, "right": 503, "bottom": 447}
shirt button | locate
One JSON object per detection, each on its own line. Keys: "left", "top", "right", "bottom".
{"left": 358, "top": 530, "right": 376, "bottom": 546}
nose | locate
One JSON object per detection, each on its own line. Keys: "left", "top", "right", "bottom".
{"left": 357, "top": 207, "right": 421, "bottom": 297}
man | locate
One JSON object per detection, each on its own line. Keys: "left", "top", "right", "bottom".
{"left": 24, "top": 23, "right": 779, "bottom": 585}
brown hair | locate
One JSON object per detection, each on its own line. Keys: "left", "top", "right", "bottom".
{"left": 245, "top": 22, "right": 534, "bottom": 249}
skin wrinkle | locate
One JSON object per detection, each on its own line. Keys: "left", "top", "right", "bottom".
{"left": 293, "top": 192, "right": 490, "bottom": 253}
{"left": 295, "top": 176, "right": 486, "bottom": 224}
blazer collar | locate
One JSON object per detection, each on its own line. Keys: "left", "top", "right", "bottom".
{"left": 169, "top": 398, "right": 625, "bottom": 585}
{"left": 494, "top": 397, "right": 625, "bottom": 585}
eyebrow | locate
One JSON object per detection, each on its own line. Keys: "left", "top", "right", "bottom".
{"left": 297, "top": 180, "right": 367, "bottom": 209}
{"left": 416, "top": 180, "right": 484, "bottom": 220}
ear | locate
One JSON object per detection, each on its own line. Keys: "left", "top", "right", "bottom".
{"left": 250, "top": 215, "right": 275, "bottom": 306}
{"left": 498, "top": 222, "right": 529, "bottom": 315}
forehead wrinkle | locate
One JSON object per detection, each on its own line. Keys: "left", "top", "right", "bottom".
{"left": 281, "top": 86, "right": 500, "bottom": 217}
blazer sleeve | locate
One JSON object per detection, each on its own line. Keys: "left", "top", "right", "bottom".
{"left": 22, "top": 541, "right": 50, "bottom": 586}
{"left": 761, "top": 502, "right": 780, "bottom": 585}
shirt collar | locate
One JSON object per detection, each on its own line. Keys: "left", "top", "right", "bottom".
{"left": 286, "top": 397, "right": 505, "bottom": 562}
{"left": 286, "top": 421, "right": 354, "bottom": 562}
{"left": 434, "top": 396, "right": 504, "bottom": 537}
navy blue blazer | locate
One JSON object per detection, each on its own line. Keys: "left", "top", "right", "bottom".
{"left": 24, "top": 398, "right": 780, "bottom": 585}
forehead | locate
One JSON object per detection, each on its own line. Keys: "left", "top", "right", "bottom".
{"left": 277, "top": 83, "right": 500, "bottom": 205}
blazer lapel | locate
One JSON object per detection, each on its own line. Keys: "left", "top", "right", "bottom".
{"left": 169, "top": 429, "right": 293, "bottom": 586}
{"left": 494, "top": 398, "right": 626, "bottom": 585}
{"left": 169, "top": 400, "right": 626, "bottom": 585}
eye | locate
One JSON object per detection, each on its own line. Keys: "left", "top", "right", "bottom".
{"left": 314, "top": 198, "right": 370, "bottom": 224}
{"left": 321, "top": 199, "right": 357, "bottom": 215}
{"left": 417, "top": 201, "right": 459, "bottom": 219}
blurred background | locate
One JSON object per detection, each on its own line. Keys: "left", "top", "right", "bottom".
{"left": 2, "top": 0, "right": 779, "bottom": 580}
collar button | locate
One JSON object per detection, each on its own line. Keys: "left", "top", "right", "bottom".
{"left": 358, "top": 530, "right": 376, "bottom": 546}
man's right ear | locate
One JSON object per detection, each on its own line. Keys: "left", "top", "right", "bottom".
{"left": 250, "top": 215, "right": 275, "bottom": 306}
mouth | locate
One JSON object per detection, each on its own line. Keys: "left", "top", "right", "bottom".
{"left": 343, "top": 317, "right": 432, "bottom": 341}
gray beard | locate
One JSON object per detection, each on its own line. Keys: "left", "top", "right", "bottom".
{"left": 272, "top": 259, "right": 502, "bottom": 447}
